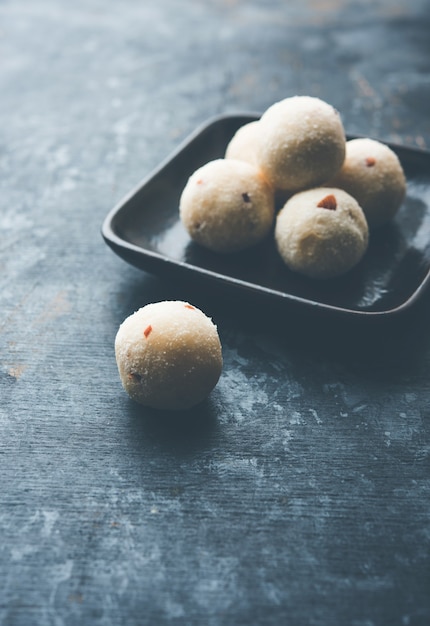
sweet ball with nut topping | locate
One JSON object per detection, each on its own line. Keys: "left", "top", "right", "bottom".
{"left": 275, "top": 187, "right": 369, "bottom": 279}
{"left": 179, "top": 158, "right": 274, "bottom": 254}
{"left": 115, "top": 301, "right": 223, "bottom": 411}
{"left": 328, "top": 137, "right": 406, "bottom": 228}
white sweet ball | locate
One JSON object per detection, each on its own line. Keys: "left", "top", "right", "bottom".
{"left": 179, "top": 158, "right": 274, "bottom": 253}
{"left": 257, "top": 95, "right": 346, "bottom": 191}
{"left": 328, "top": 137, "right": 406, "bottom": 228}
{"left": 275, "top": 187, "right": 369, "bottom": 279}
{"left": 115, "top": 301, "right": 223, "bottom": 410}
{"left": 225, "top": 120, "right": 261, "bottom": 166}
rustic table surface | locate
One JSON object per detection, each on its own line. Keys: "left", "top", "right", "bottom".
{"left": 1, "top": 1, "right": 429, "bottom": 625}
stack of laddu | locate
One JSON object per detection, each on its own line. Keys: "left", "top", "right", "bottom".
{"left": 179, "top": 95, "right": 406, "bottom": 280}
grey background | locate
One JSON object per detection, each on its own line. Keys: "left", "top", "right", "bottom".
{"left": 1, "top": 1, "right": 429, "bottom": 625}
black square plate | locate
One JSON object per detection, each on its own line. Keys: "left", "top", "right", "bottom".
{"left": 102, "top": 113, "right": 430, "bottom": 321}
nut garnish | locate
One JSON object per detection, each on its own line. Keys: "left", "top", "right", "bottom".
{"left": 317, "top": 194, "right": 337, "bottom": 210}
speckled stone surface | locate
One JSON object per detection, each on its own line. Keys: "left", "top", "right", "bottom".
{"left": 1, "top": 1, "right": 430, "bottom": 625}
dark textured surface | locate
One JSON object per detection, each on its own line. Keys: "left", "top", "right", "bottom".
{"left": 1, "top": 1, "right": 430, "bottom": 625}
